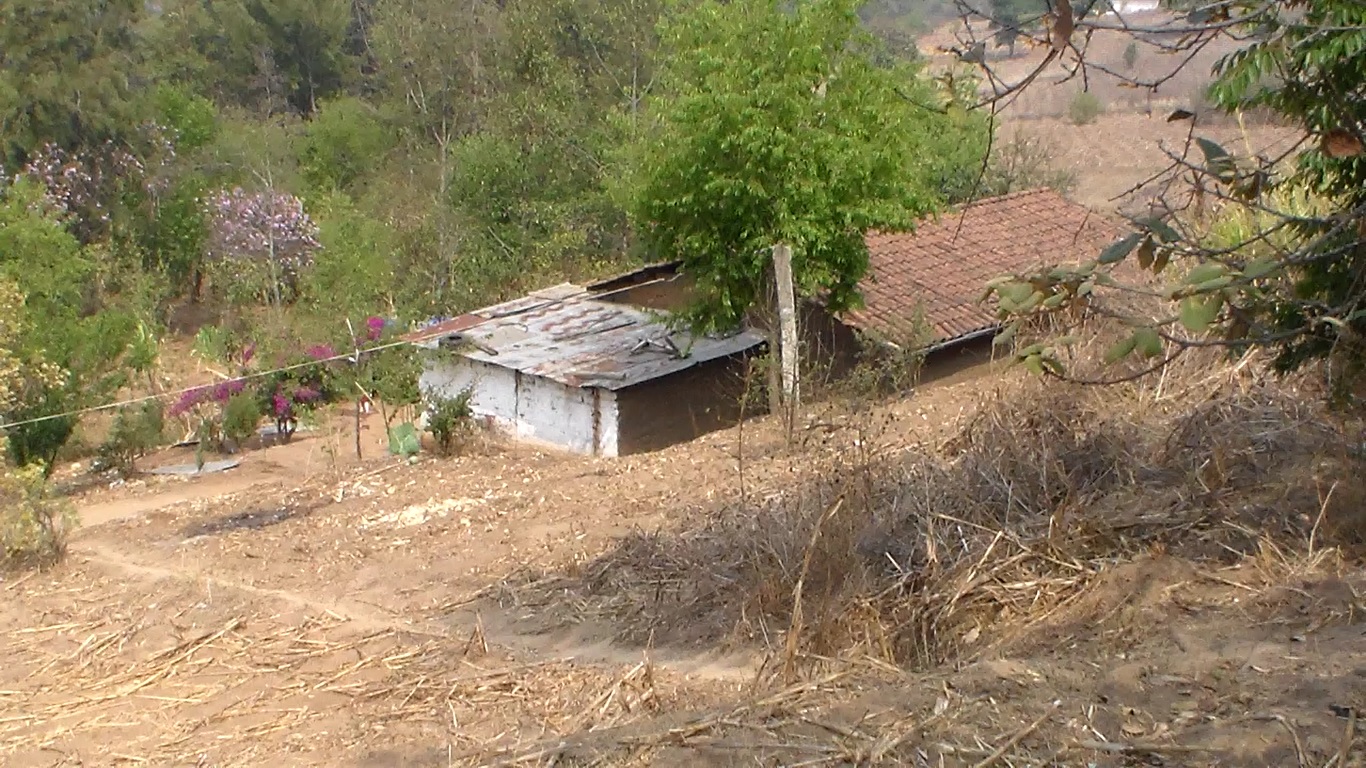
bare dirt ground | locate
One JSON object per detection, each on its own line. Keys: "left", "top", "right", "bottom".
{"left": 3, "top": 353, "right": 1364, "bottom": 767}
{"left": 919, "top": 12, "right": 1305, "bottom": 211}
{"left": 1002, "top": 113, "right": 1302, "bottom": 210}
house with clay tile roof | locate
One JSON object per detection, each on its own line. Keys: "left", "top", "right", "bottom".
{"left": 838, "top": 187, "right": 1126, "bottom": 352}
{"left": 408, "top": 187, "right": 1125, "bottom": 455}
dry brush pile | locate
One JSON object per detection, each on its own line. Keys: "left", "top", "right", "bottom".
{"left": 497, "top": 340, "right": 1364, "bottom": 672}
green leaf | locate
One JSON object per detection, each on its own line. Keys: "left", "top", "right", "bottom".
{"left": 1195, "top": 136, "right": 1230, "bottom": 164}
{"left": 1194, "top": 137, "right": 1237, "bottom": 181}
{"left": 1179, "top": 294, "right": 1223, "bottom": 332}
{"left": 1133, "top": 327, "right": 1163, "bottom": 359}
{"left": 1136, "top": 216, "right": 1181, "bottom": 243}
{"left": 1242, "top": 256, "right": 1279, "bottom": 279}
{"left": 1184, "top": 262, "right": 1227, "bottom": 285}
{"left": 1104, "top": 335, "right": 1138, "bottom": 363}
{"left": 1098, "top": 233, "right": 1143, "bottom": 264}
{"left": 1192, "top": 275, "right": 1234, "bottom": 293}
{"left": 1022, "top": 354, "right": 1044, "bottom": 375}
{"left": 997, "top": 281, "right": 1034, "bottom": 306}
{"left": 992, "top": 321, "right": 1020, "bottom": 347}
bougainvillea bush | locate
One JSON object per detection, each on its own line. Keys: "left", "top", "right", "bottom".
{"left": 350, "top": 316, "right": 422, "bottom": 429}
{"left": 165, "top": 315, "right": 415, "bottom": 453}
{"left": 254, "top": 344, "right": 340, "bottom": 442}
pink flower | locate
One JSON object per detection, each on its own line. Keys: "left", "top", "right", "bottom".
{"left": 169, "top": 387, "right": 208, "bottom": 418}
{"left": 365, "top": 316, "right": 385, "bottom": 342}
{"left": 210, "top": 378, "right": 247, "bottom": 403}
{"left": 305, "top": 344, "right": 334, "bottom": 361}
{"left": 271, "top": 392, "right": 292, "bottom": 418}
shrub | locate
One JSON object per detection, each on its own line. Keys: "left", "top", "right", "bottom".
{"left": 425, "top": 389, "right": 474, "bottom": 456}
{"left": 1, "top": 463, "right": 76, "bottom": 567}
{"left": 981, "top": 134, "right": 1077, "bottom": 198}
{"left": 254, "top": 350, "right": 341, "bottom": 443}
{"left": 5, "top": 408, "right": 78, "bottom": 477}
{"left": 97, "top": 400, "right": 166, "bottom": 476}
{"left": 220, "top": 393, "right": 262, "bottom": 451}
{"left": 1067, "top": 90, "right": 1105, "bottom": 125}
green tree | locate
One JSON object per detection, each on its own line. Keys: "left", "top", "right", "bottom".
{"left": 152, "top": 84, "right": 220, "bottom": 152}
{"left": 1122, "top": 41, "right": 1139, "bottom": 70}
{"left": 0, "top": 0, "right": 147, "bottom": 162}
{"left": 634, "top": 0, "right": 979, "bottom": 334}
{"left": 368, "top": 0, "right": 503, "bottom": 306}
{"left": 0, "top": 179, "right": 141, "bottom": 472}
{"left": 147, "top": 0, "right": 356, "bottom": 116}
{"left": 298, "top": 97, "right": 395, "bottom": 192}
{"left": 0, "top": 276, "right": 76, "bottom": 563}
{"left": 303, "top": 191, "right": 397, "bottom": 318}
{"left": 982, "top": 0, "right": 1366, "bottom": 392}
{"left": 242, "top": 0, "right": 358, "bottom": 114}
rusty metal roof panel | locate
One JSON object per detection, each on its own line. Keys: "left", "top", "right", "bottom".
{"left": 428, "top": 293, "right": 763, "bottom": 390}
{"left": 402, "top": 314, "right": 489, "bottom": 344}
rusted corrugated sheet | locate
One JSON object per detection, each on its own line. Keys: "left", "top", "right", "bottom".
{"left": 416, "top": 292, "right": 763, "bottom": 391}
{"left": 401, "top": 314, "right": 487, "bottom": 343}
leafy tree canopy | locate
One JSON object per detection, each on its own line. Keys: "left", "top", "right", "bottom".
{"left": 0, "top": 0, "right": 147, "bottom": 162}
{"left": 634, "top": 0, "right": 985, "bottom": 333}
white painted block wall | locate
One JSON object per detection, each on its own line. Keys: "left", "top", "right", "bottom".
{"left": 419, "top": 356, "right": 620, "bottom": 456}
{"left": 595, "top": 390, "right": 619, "bottom": 457}
{"left": 419, "top": 357, "right": 517, "bottom": 432}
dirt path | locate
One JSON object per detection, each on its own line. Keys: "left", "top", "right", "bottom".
{"left": 76, "top": 474, "right": 278, "bottom": 528}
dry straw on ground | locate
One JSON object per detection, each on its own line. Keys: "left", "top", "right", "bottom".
{"left": 497, "top": 332, "right": 1363, "bottom": 671}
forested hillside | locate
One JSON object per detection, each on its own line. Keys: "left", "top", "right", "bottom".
{"left": 1, "top": 0, "right": 987, "bottom": 321}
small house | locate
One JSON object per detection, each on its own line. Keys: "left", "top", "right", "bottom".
{"left": 830, "top": 187, "right": 1126, "bottom": 373}
{"left": 407, "top": 282, "right": 764, "bottom": 457}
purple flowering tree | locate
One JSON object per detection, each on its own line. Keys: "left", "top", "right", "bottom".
{"left": 19, "top": 125, "right": 176, "bottom": 244}
{"left": 203, "top": 187, "right": 322, "bottom": 306}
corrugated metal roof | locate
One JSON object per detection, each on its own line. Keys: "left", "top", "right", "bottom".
{"left": 414, "top": 293, "right": 764, "bottom": 391}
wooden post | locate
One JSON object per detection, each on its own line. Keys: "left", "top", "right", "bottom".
{"left": 772, "top": 243, "right": 800, "bottom": 408}
{"left": 346, "top": 319, "right": 363, "bottom": 460}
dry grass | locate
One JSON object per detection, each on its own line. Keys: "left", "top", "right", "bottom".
{"left": 465, "top": 333, "right": 1366, "bottom": 766}
{"left": 496, "top": 331, "right": 1364, "bottom": 679}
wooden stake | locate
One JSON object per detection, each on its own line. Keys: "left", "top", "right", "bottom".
{"left": 772, "top": 242, "right": 800, "bottom": 413}
{"left": 346, "top": 319, "right": 363, "bottom": 460}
